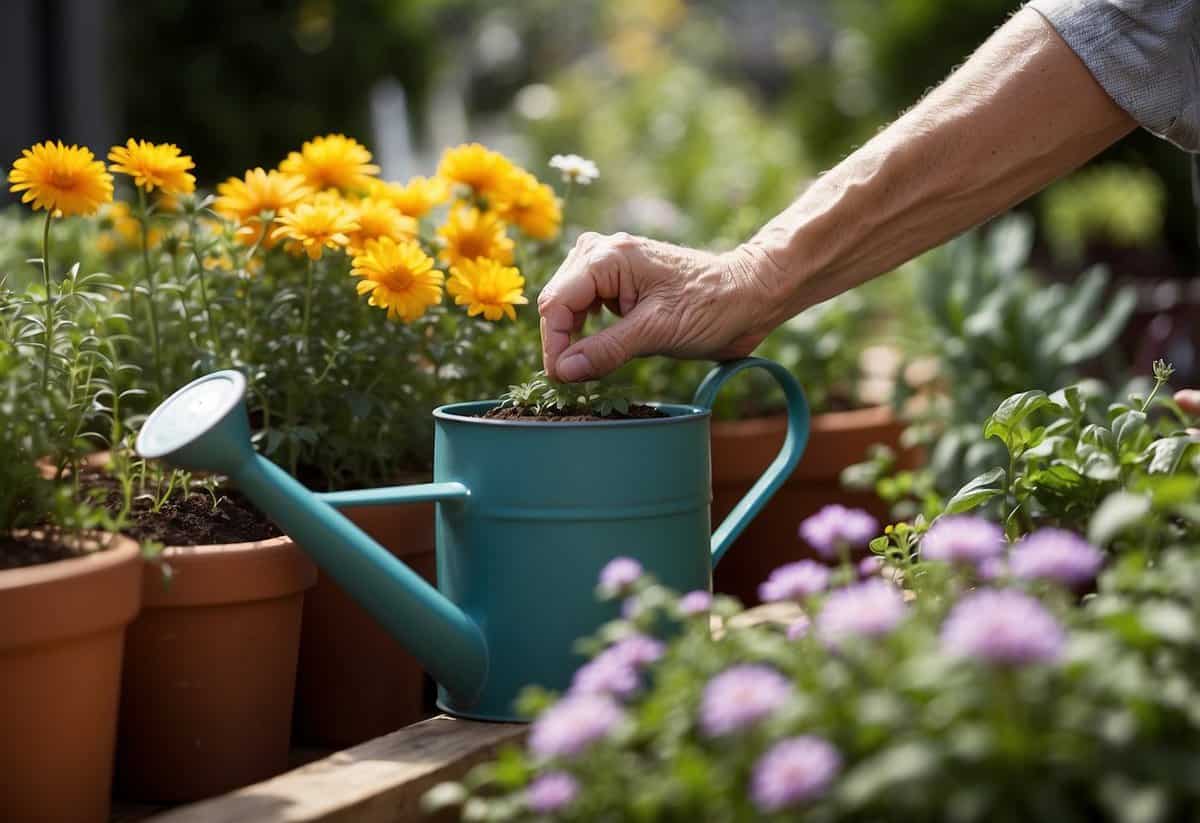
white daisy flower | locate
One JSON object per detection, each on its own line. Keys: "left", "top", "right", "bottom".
{"left": 549, "top": 154, "right": 599, "bottom": 185}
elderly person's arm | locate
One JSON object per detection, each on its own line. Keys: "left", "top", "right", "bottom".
{"left": 538, "top": 4, "right": 1160, "bottom": 382}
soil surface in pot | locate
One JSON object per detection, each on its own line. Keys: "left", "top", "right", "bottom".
{"left": 82, "top": 469, "right": 280, "bottom": 545}
{"left": 482, "top": 404, "right": 667, "bottom": 422}
{"left": 0, "top": 533, "right": 85, "bottom": 570}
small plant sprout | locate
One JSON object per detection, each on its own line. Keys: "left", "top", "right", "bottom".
{"left": 498, "top": 371, "right": 633, "bottom": 417}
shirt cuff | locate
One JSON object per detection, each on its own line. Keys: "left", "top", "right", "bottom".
{"left": 1026, "top": 0, "right": 1197, "bottom": 151}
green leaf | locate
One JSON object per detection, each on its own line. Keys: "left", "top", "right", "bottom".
{"left": 1139, "top": 601, "right": 1194, "bottom": 644}
{"left": 984, "top": 390, "right": 1051, "bottom": 447}
{"left": 1143, "top": 436, "right": 1193, "bottom": 475}
{"left": 1060, "top": 283, "right": 1137, "bottom": 364}
{"left": 944, "top": 467, "right": 1006, "bottom": 514}
{"left": 1113, "top": 410, "right": 1147, "bottom": 453}
{"left": 1089, "top": 492, "right": 1152, "bottom": 545}
{"left": 1049, "top": 384, "right": 1083, "bottom": 416}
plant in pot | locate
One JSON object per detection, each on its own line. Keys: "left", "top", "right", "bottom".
{"left": 1, "top": 142, "right": 142, "bottom": 823}
{"left": 23, "top": 138, "right": 323, "bottom": 804}
{"left": 423, "top": 368, "right": 1200, "bottom": 822}
{"left": 106, "top": 137, "right": 570, "bottom": 747}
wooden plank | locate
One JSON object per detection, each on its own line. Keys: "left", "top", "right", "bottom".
{"left": 146, "top": 716, "right": 525, "bottom": 823}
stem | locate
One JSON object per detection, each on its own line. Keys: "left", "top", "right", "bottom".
{"left": 137, "top": 188, "right": 165, "bottom": 397}
{"left": 187, "top": 211, "right": 221, "bottom": 358}
{"left": 39, "top": 210, "right": 54, "bottom": 393}
{"left": 301, "top": 256, "right": 316, "bottom": 350}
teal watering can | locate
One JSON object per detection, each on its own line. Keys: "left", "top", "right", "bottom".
{"left": 136, "top": 357, "right": 809, "bottom": 721}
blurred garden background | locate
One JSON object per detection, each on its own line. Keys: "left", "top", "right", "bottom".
{"left": 4, "top": 0, "right": 1197, "bottom": 395}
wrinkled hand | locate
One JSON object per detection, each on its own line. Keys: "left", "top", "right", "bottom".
{"left": 537, "top": 232, "right": 780, "bottom": 382}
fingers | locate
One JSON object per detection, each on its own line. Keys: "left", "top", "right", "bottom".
{"left": 1176, "top": 389, "right": 1200, "bottom": 417}
{"left": 538, "top": 232, "right": 641, "bottom": 380}
{"left": 556, "top": 302, "right": 654, "bottom": 381}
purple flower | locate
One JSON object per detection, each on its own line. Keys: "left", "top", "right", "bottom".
{"left": 678, "top": 590, "right": 712, "bottom": 616}
{"left": 921, "top": 516, "right": 1005, "bottom": 564}
{"left": 941, "top": 588, "right": 1066, "bottom": 666}
{"left": 569, "top": 633, "right": 664, "bottom": 698}
{"left": 529, "top": 694, "right": 625, "bottom": 758}
{"left": 598, "top": 556, "right": 643, "bottom": 595}
{"left": 570, "top": 655, "right": 640, "bottom": 698}
{"left": 607, "top": 633, "right": 665, "bottom": 667}
{"left": 978, "top": 556, "right": 1007, "bottom": 581}
{"left": 699, "top": 665, "right": 792, "bottom": 737}
{"left": 786, "top": 615, "right": 811, "bottom": 640}
{"left": 1010, "top": 528, "right": 1104, "bottom": 587}
{"left": 759, "top": 560, "right": 831, "bottom": 602}
{"left": 799, "top": 505, "right": 879, "bottom": 558}
{"left": 816, "top": 579, "right": 906, "bottom": 647}
{"left": 858, "top": 555, "right": 884, "bottom": 578}
{"left": 525, "top": 771, "right": 579, "bottom": 813}
{"left": 751, "top": 736, "right": 841, "bottom": 813}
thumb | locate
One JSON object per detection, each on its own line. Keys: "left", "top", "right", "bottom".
{"left": 555, "top": 304, "right": 654, "bottom": 382}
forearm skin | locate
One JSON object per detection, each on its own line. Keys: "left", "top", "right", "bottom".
{"left": 748, "top": 7, "right": 1135, "bottom": 323}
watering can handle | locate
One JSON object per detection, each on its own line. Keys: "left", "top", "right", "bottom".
{"left": 693, "top": 357, "right": 810, "bottom": 566}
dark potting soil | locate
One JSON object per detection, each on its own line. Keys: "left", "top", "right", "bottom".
{"left": 482, "top": 404, "right": 669, "bottom": 423}
{"left": 81, "top": 469, "right": 281, "bottom": 546}
{"left": 0, "top": 534, "right": 85, "bottom": 570}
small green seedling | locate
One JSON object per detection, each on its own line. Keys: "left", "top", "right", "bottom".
{"left": 498, "top": 371, "right": 633, "bottom": 417}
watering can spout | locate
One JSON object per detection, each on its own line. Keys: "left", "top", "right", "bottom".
{"left": 135, "top": 371, "right": 489, "bottom": 705}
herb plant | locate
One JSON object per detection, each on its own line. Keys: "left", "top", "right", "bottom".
{"left": 498, "top": 371, "right": 634, "bottom": 418}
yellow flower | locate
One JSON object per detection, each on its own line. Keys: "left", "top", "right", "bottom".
{"left": 437, "top": 143, "right": 518, "bottom": 204}
{"left": 368, "top": 176, "right": 449, "bottom": 218}
{"left": 8, "top": 141, "right": 113, "bottom": 216}
{"left": 272, "top": 197, "right": 359, "bottom": 260}
{"left": 351, "top": 237, "right": 444, "bottom": 323}
{"left": 215, "top": 167, "right": 311, "bottom": 242}
{"left": 279, "top": 134, "right": 380, "bottom": 193}
{"left": 447, "top": 257, "right": 528, "bottom": 321}
{"left": 495, "top": 170, "right": 561, "bottom": 240}
{"left": 99, "top": 201, "right": 161, "bottom": 249}
{"left": 216, "top": 168, "right": 311, "bottom": 221}
{"left": 108, "top": 139, "right": 196, "bottom": 195}
{"left": 436, "top": 205, "right": 514, "bottom": 267}
{"left": 345, "top": 195, "right": 418, "bottom": 256}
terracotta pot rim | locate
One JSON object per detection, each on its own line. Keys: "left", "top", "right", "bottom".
{"left": 159, "top": 533, "right": 293, "bottom": 558}
{"left": 0, "top": 532, "right": 140, "bottom": 591}
{"left": 0, "top": 533, "right": 142, "bottom": 651}
{"left": 143, "top": 534, "right": 316, "bottom": 608}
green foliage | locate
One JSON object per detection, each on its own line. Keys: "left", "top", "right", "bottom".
{"left": 499, "top": 371, "right": 632, "bottom": 418}
{"left": 430, "top": 542, "right": 1200, "bottom": 821}
{"left": 1041, "top": 166, "right": 1166, "bottom": 262}
{"left": 910, "top": 213, "right": 1136, "bottom": 492}
{"left": 946, "top": 360, "right": 1199, "bottom": 545}
{"left": 0, "top": 220, "right": 129, "bottom": 542}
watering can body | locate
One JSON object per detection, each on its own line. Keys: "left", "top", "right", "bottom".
{"left": 137, "top": 358, "right": 809, "bottom": 722}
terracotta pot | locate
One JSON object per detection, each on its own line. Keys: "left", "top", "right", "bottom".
{"left": 0, "top": 535, "right": 141, "bottom": 823}
{"left": 115, "top": 535, "right": 316, "bottom": 803}
{"left": 711, "top": 406, "right": 919, "bottom": 605}
{"left": 293, "top": 503, "right": 437, "bottom": 748}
